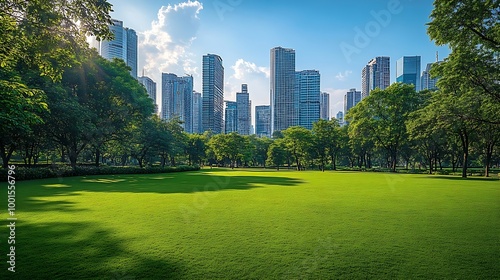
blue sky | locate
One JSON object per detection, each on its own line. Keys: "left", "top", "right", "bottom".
{"left": 107, "top": 0, "right": 449, "bottom": 121}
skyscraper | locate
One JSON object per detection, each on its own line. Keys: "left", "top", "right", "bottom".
{"left": 99, "top": 19, "right": 138, "bottom": 78}
{"left": 396, "top": 56, "right": 421, "bottom": 91}
{"left": 270, "top": 47, "right": 297, "bottom": 134}
{"left": 344, "top": 88, "right": 362, "bottom": 118}
{"left": 255, "top": 105, "right": 271, "bottom": 138}
{"left": 161, "top": 73, "right": 194, "bottom": 133}
{"left": 296, "top": 70, "right": 321, "bottom": 130}
{"left": 125, "top": 28, "right": 138, "bottom": 79}
{"left": 202, "top": 54, "right": 224, "bottom": 134}
{"left": 421, "top": 62, "right": 439, "bottom": 91}
{"left": 192, "top": 91, "right": 203, "bottom": 134}
{"left": 320, "top": 92, "right": 330, "bottom": 120}
{"left": 236, "top": 84, "right": 251, "bottom": 135}
{"left": 138, "top": 75, "right": 157, "bottom": 114}
{"left": 361, "top": 56, "right": 390, "bottom": 99}
{"left": 336, "top": 111, "right": 344, "bottom": 126}
{"left": 224, "top": 101, "right": 238, "bottom": 134}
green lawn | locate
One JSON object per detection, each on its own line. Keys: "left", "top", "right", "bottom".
{"left": 1, "top": 169, "right": 499, "bottom": 279}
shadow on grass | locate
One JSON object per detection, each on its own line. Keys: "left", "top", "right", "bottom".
{"left": 34, "top": 169, "right": 304, "bottom": 197}
{"left": 0, "top": 220, "right": 184, "bottom": 280}
{"left": 423, "top": 175, "right": 500, "bottom": 182}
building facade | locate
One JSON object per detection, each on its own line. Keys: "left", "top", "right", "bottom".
{"left": 396, "top": 56, "right": 421, "bottom": 91}
{"left": 320, "top": 92, "right": 330, "bottom": 120}
{"left": 255, "top": 105, "right": 271, "bottom": 138}
{"left": 344, "top": 88, "right": 362, "bottom": 118}
{"left": 99, "top": 19, "right": 138, "bottom": 78}
{"left": 224, "top": 101, "right": 238, "bottom": 134}
{"left": 270, "top": 47, "right": 297, "bottom": 134}
{"left": 336, "top": 111, "right": 344, "bottom": 126}
{"left": 192, "top": 91, "right": 203, "bottom": 134}
{"left": 138, "top": 76, "right": 157, "bottom": 113}
{"left": 361, "top": 56, "right": 390, "bottom": 99}
{"left": 420, "top": 62, "right": 439, "bottom": 91}
{"left": 161, "top": 73, "right": 194, "bottom": 133}
{"left": 236, "top": 84, "right": 251, "bottom": 135}
{"left": 202, "top": 54, "right": 224, "bottom": 134}
{"left": 296, "top": 70, "right": 321, "bottom": 130}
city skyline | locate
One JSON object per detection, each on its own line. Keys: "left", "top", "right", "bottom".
{"left": 106, "top": 0, "right": 450, "bottom": 125}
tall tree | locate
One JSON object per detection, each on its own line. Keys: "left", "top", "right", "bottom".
{"left": 428, "top": 0, "right": 500, "bottom": 103}
{"left": 347, "top": 83, "right": 423, "bottom": 172}
{"left": 312, "top": 119, "right": 341, "bottom": 171}
{"left": 267, "top": 139, "right": 287, "bottom": 171}
{"left": 282, "top": 126, "right": 313, "bottom": 171}
{"left": 0, "top": 0, "right": 113, "bottom": 168}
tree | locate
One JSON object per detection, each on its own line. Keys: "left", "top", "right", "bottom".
{"left": 0, "top": 0, "right": 113, "bottom": 168}
{"left": 347, "top": 83, "right": 423, "bottom": 172}
{"left": 251, "top": 136, "right": 272, "bottom": 167}
{"left": 282, "top": 126, "right": 313, "bottom": 171}
{"left": 428, "top": 0, "right": 500, "bottom": 103}
{"left": 186, "top": 134, "right": 206, "bottom": 166}
{"left": 266, "top": 139, "right": 287, "bottom": 170}
{"left": 128, "top": 116, "right": 166, "bottom": 168}
{"left": 44, "top": 54, "right": 154, "bottom": 169}
{"left": 312, "top": 119, "right": 341, "bottom": 171}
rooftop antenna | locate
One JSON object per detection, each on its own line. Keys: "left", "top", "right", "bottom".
{"left": 142, "top": 68, "right": 145, "bottom": 77}
{"left": 436, "top": 51, "right": 439, "bottom": 62}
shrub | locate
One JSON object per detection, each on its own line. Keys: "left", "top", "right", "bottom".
{"left": 0, "top": 165, "right": 200, "bottom": 181}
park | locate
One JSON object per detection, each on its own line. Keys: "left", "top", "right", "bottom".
{"left": 1, "top": 169, "right": 498, "bottom": 278}
{"left": 1, "top": 0, "right": 500, "bottom": 278}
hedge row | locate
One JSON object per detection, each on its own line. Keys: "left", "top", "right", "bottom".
{"left": 1, "top": 165, "right": 200, "bottom": 181}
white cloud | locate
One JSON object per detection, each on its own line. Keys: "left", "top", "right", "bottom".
{"left": 335, "top": 70, "right": 353, "bottom": 81}
{"left": 231, "top": 59, "right": 270, "bottom": 80}
{"left": 139, "top": 1, "right": 203, "bottom": 78}
{"left": 225, "top": 59, "right": 270, "bottom": 123}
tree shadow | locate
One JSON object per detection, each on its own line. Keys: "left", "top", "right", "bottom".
{"left": 31, "top": 170, "right": 304, "bottom": 197}
{"left": 422, "top": 175, "right": 500, "bottom": 182}
{"left": 0, "top": 220, "right": 184, "bottom": 279}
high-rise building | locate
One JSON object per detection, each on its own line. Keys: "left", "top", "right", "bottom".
{"left": 336, "top": 111, "right": 344, "bottom": 126}
{"left": 396, "top": 56, "right": 421, "bottom": 91}
{"left": 125, "top": 28, "right": 138, "bottom": 79}
{"left": 344, "top": 88, "right": 362, "bottom": 118}
{"left": 296, "top": 70, "right": 320, "bottom": 130}
{"left": 320, "top": 92, "right": 330, "bottom": 120}
{"left": 361, "top": 56, "right": 390, "bottom": 99}
{"left": 255, "top": 105, "right": 271, "bottom": 138}
{"left": 192, "top": 91, "right": 203, "bottom": 134}
{"left": 236, "top": 84, "right": 251, "bottom": 135}
{"left": 270, "top": 47, "right": 297, "bottom": 134}
{"left": 161, "top": 73, "right": 194, "bottom": 133}
{"left": 421, "top": 62, "right": 439, "bottom": 91}
{"left": 224, "top": 101, "right": 238, "bottom": 134}
{"left": 202, "top": 54, "right": 224, "bottom": 134}
{"left": 138, "top": 75, "right": 157, "bottom": 114}
{"left": 99, "top": 19, "right": 138, "bottom": 78}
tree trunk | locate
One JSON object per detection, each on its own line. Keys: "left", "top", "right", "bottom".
{"left": 460, "top": 131, "right": 469, "bottom": 178}
{"left": 95, "top": 148, "right": 100, "bottom": 167}
{"left": 1, "top": 145, "right": 15, "bottom": 169}
{"left": 61, "top": 145, "right": 66, "bottom": 162}
{"left": 429, "top": 157, "right": 433, "bottom": 175}
{"left": 391, "top": 150, "right": 397, "bottom": 172}
{"left": 69, "top": 151, "right": 77, "bottom": 170}
{"left": 485, "top": 143, "right": 493, "bottom": 177}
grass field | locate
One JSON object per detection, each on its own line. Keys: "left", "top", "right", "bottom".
{"left": 1, "top": 169, "right": 499, "bottom": 279}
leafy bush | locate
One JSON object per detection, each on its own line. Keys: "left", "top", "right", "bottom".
{"left": 0, "top": 165, "right": 200, "bottom": 181}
